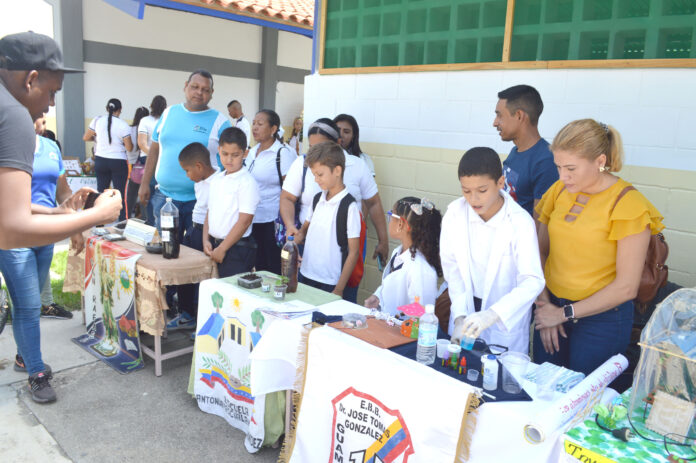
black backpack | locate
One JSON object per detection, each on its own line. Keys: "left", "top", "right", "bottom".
{"left": 312, "top": 192, "right": 357, "bottom": 267}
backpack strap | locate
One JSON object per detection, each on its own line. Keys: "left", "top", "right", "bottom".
{"left": 312, "top": 192, "right": 322, "bottom": 211}
{"left": 301, "top": 155, "right": 307, "bottom": 194}
{"left": 610, "top": 186, "right": 636, "bottom": 213}
{"left": 275, "top": 145, "right": 285, "bottom": 187}
{"left": 336, "top": 194, "right": 356, "bottom": 267}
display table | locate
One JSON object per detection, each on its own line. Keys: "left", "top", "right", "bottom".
{"left": 560, "top": 389, "right": 695, "bottom": 463}
{"left": 63, "top": 236, "right": 217, "bottom": 375}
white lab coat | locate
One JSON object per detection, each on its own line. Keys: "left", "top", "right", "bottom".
{"left": 373, "top": 245, "right": 439, "bottom": 316}
{"left": 440, "top": 191, "right": 545, "bottom": 354}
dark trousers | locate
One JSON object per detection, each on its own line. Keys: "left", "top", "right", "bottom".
{"left": 250, "top": 221, "right": 280, "bottom": 274}
{"left": 213, "top": 236, "right": 257, "bottom": 278}
{"left": 532, "top": 292, "right": 633, "bottom": 376}
{"left": 95, "top": 156, "right": 128, "bottom": 222}
{"left": 177, "top": 224, "right": 204, "bottom": 318}
{"left": 298, "top": 273, "right": 357, "bottom": 303}
{"left": 126, "top": 178, "right": 141, "bottom": 220}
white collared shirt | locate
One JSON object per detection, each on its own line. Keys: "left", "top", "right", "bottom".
{"left": 246, "top": 139, "right": 296, "bottom": 223}
{"left": 233, "top": 115, "right": 251, "bottom": 147}
{"left": 207, "top": 167, "right": 259, "bottom": 240}
{"left": 192, "top": 168, "right": 221, "bottom": 225}
{"left": 468, "top": 202, "right": 506, "bottom": 298}
{"left": 300, "top": 188, "right": 361, "bottom": 285}
{"left": 373, "top": 245, "right": 439, "bottom": 316}
{"left": 282, "top": 150, "right": 378, "bottom": 223}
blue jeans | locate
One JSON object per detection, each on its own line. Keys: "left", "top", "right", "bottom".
{"left": 0, "top": 245, "right": 53, "bottom": 375}
{"left": 149, "top": 188, "right": 195, "bottom": 243}
{"left": 145, "top": 178, "right": 157, "bottom": 226}
{"left": 532, "top": 292, "right": 634, "bottom": 376}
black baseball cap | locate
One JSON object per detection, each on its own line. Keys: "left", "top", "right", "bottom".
{"left": 0, "top": 31, "right": 84, "bottom": 73}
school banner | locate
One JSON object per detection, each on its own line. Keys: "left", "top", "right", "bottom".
{"left": 282, "top": 326, "right": 480, "bottom": 463}
{"left": 72, "top": 237, "right": 144, "bottom": 373}
{"left": 193, "top": 279, "right": 269, "bottom": 453}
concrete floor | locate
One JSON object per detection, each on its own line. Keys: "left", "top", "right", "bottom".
{"left": 0, "top": 314, "right": 280, "bottom": 463}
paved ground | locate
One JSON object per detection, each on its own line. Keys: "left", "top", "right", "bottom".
{"left": 0, "top": 314, "right": 280, "bottom": 463}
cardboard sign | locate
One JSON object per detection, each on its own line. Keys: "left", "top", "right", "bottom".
{"left": 63, "top": 157, "right": 83, "bottom": 176}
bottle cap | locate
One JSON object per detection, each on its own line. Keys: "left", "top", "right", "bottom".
{"left": 447, "top": 344, "right": 461, "bottom": 353}
{"left": 288, "top": 236, "right": 294, "bottom": 241}
{"left": 487, "top": 354, "right": 496, "bottom": 360}
{"left": 425, "top": 304, "right": 434, "bottom": 314}
{"left": 166, "top": 197, "right": 172, "bottom": 202}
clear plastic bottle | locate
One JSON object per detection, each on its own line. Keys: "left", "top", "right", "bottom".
{"left": 280, "top": 236, "right": 299, "bottom": 293}
{"left": 482, "top": 354, "right": 499, "bottom": 391}
{"left": 160, "top": 198, "right": 180, "bottom": 259}
{"left": 416, "top": 303, "right": 438, "bottom": 365}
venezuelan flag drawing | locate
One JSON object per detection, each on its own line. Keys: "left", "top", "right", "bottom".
{"left": 362, "top": 418, "right": 410, "bottom": 463}
{"left": 199, "top": 365, "right": 254, "bottom": 404}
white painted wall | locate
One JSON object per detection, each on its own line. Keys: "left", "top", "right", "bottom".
{"left": 83, "top": 62, "right": 259, "bottom": 126}
{"left": 275, "top": 82, "right": 305, "bottom": 131}
{"left": 277, "top": 30, "right": 312, "bottom": 70}
{"left": 84, "top": 1, "right": 263, "bottom": 63}
{"left": 304, "top": 69, "right": 696, "bottom": 171}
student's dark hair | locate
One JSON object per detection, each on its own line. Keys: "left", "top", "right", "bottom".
{"left": 43, "top": 130, "right": 61, "bottom": 152}
{"left": 307, "top": 118, "right": 340, "bottom": 143}
{"left": 394, "top": 196, "right": 443, "bottom": 277}
{"left": 305, "top": 141, "right": 345, "bottom": 178}
{"left": 131, "top": 106, "right": 149, "bottom": 128}
{"left": 227, "top": 100, "right": 240, "bottom": 108}
{"left": 257, "top": 109, "right": 282, "bottom": 142}
{"left": 178, "top": 142, "right": 211, "bottom": 167}
{"left": 333, "top": 113, "right": 362, "bottom": 157}
{"left": 187, "top": 69, "right": 213, "bottom": 87}
{"left": 457, "top": 147, "right": 503, "bottom": 181}
{"left": 150, "top": 95, "right": 167, "bottom": 118}
{"left": 497, "top": 84, "right": 544, "bottom": 126}
{"left": 219, "top": 127, "right": 247, "bottom": 150}
{"left": 105, "top": 98, "right": 122, "bottom": 145}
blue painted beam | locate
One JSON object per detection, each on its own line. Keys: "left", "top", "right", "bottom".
{"left": 143, "top": 0, "right": 313, "bottom": 37}
{"left": 101, "top": 0, "right": 144, "bottom": 19}
{"left": 311, "top": 0, "right": 319, "bottom": 73}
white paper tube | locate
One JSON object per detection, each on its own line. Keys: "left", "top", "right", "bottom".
{"left": 523, "top": 354, "right": 628, "bottom": 444}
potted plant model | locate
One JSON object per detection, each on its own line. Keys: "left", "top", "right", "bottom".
{"left": 237, "top": 272, "right": 263, "bottom": 289}
{"left": 273, "top": 277, "right": 288, "bottom": 300}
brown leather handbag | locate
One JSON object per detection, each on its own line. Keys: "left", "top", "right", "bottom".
{"left": 612, "top": 186, "right": 669, "bottom": 309}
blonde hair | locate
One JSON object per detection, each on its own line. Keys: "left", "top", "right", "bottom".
{"left": 550, "top": 119, "right": 624, "bottom": 172}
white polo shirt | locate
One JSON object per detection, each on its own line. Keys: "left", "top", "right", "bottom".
{"left": 300, "top": 188, "right": 361, "bottom": 285}
{"left": 233, "top": 115, "right": 251, "bottom": 147}
{"left": 282, "top": 150, "right": 378, "bottom": 223}
{"left": 246, "top": 139, "right": 296, "bottom": 224}
{"left": 89, "top": 115, "right": 131, "bottom": 160}
{"left": 207, "top": 167, "right": 260, "bottom": 240}
{"left": 192, "top": 169, "right": 221, "bottom": 225}
{"left": 137, "top": 115, "right": 158, "bottom": 154}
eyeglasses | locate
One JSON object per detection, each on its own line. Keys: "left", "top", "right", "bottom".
{"left": 410, "top": 198, "right": 435, "bottom": 216}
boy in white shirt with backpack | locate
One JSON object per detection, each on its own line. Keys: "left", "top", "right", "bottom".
{"left": 296, "top": 142, "right": 360, "bottom": 299}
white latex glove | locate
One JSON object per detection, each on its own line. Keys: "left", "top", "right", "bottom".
{"left": 450, "top": 315, "right": 467, "bottom": 345}
{"left": 462, "top": 310, "right": 500, "bottom": 338}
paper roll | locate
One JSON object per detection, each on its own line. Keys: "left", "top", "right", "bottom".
{"left": 523, "top": 354, "right": 628, "bottom": 444}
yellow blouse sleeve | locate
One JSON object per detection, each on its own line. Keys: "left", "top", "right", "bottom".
{"left": 535, "top": 180, "right": 564, "bottom": 225}
{"left": 608, "top": 190, "right": 665, "bottom": 241}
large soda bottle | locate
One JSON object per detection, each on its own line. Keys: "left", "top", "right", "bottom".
{"left": 416, "top": 303, "right": 438, "bottom": 365}
{"left": 280, "top": 236, "right": 299, "bottom": 293}
{"left": 160, "top": 198, "right": 180, "bottom": 259}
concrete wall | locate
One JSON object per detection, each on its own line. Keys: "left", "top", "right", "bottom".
{"left": 304, "top": 69, "right": 696, "bottom": 302}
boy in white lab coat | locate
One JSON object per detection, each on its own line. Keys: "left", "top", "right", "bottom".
{"left": 441, "top": 147, "right": 545, "bottom": 354}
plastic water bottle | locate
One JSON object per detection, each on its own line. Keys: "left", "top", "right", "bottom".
{"left": 160, "top": 198, "right": 180, "bottom": 259}
{"left": 280, "top": 236, "right": 299, "bottom": 293}
{"left": 416, "top": 304, "right": 438, "bottom": 365}
{"left": 482, "top": 354, "right": 499, "bottom": 391}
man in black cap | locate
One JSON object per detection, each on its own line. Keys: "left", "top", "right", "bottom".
{"left": 0, "top": 31, "right": 122, "bottom": 404}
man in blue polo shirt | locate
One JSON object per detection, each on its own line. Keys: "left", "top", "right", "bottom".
{"left": 138, "top": 69, "right": 230, "bottom": 237}
{"left": 493, "top": 85, "right": 558, "bottom": 219}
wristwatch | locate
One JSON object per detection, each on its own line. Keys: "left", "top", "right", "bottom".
{"left": 562, "top": 304, "right": 576, "bottom": 321}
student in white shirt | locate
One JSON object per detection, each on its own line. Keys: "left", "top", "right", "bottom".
{"left": 83, "top": 98, "right": 134, "bottom": 221}
{"left": 246, "top": 109, "right": 295, "bottom": 274}
{"left": 279, "top": 118, "right": 389, "bottom": 302}
{"left": 204, "top": 128, "right": 260, "bottom": 278}
{"left": 167, "top": 140, "right": 221, "bottom": 331}
{"left": 287, "top": 116, "right": 303, "bottom": 154}
{"left": 296, "top": 141, "right": 360, "bottom": 299}
{"left": 137, "top": 95, "right": 167, "bottom": 226}
{"left": 125, "top": 106, "right": 149, "bottom": 220}
{"left": 365, "top": 196, "right": 442, "bottom": 316}
{"left": 441, "top": 147, "right": 545, "bottom": 354}
{"left": 334, "top": 113, "right": 376, "bottom": 177}
{"left": 227, "top": 100, "right": 251, "bottom": 148}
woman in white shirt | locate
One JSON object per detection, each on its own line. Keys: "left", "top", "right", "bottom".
{"left": 279, "top": 118, "right": 390, "bottom": 303}
{"left": 125, "top": 106, "right": 149, "bottom": 220}
{"left": 247, "top": 109, "right": 296, "bottom": 273}
{"left": 83, "top": 98, "right": 133, "bottom": 221}
{"left": 365, "top": 196, "right": 442, "bottom": 315}
{"left": 334, "top": 114, "right": 376, "bottom": 177}
{"left": 137, "top": 95, "right": 167, "bottom": 225}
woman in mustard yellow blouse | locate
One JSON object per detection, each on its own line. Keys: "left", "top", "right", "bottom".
{"left": 533, "top": 119, "right": 664, "bottom": 375}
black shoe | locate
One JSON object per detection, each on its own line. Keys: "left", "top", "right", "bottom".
{"left": 41, "top": 303, "right": 73, "bottom": 319}
{"left": 14, "top": 355, "right": 52, "bottom": 379}
{"left": 28, "top": 371, "right": 57, "bottom": 403}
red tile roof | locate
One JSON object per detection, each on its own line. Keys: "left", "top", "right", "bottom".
{"left": 198, "top": 0, "right": 314, "bottom": 28}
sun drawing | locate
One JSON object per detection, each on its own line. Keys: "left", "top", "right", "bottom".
{"left": 119, "top": 266, "right": 133, "bottom": 294}
{"left": 232, "top": 298, "right": 241, "bottom": 312}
